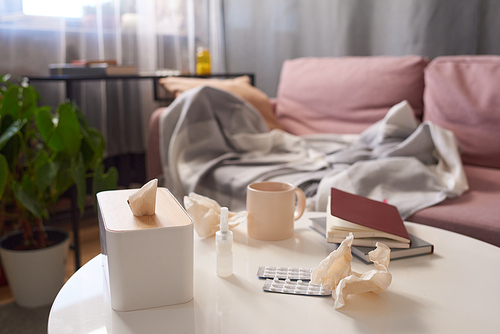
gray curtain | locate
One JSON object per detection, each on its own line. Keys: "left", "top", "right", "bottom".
{"left": 223, "top": 0, "right": 500, "bottom": 97}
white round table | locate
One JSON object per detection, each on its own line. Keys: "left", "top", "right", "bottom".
{"left": 48, "top": 212, "right": 500, "bottom": 333}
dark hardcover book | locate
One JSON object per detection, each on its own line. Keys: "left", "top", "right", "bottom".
{"left": 327, "top": 188, "right": 411, "bottom": 248}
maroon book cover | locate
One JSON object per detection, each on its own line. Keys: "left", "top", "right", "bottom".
{"left": 330, "top": 188, "right": 410, "bottom": 242}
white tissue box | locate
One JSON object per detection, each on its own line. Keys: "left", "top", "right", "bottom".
{"left": 97, "top": 187, "right": 194, "bottom": 311}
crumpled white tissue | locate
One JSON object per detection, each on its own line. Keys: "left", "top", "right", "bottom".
{"left": 127, "top": 179, "right": 158, "bottom": 216}
{"left": 311, "top": 233, "right": 392, "bottom": 309}
{"left": 183, "top": 193, "right": 247, "bottom": 238}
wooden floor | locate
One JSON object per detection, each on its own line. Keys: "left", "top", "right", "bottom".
{"left": 0, "top": 215, "right": 102, "bottom": 305}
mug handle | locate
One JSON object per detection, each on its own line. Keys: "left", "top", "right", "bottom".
{"left": 293, "top": 187, "right": 306, "bottom": 221}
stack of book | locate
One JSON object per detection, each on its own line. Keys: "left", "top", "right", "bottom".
{"left": 310, "top": 188, "right": 434, "bottom": 263}
{"left": 49, "top": 59, "right": 137, "bottom": 77}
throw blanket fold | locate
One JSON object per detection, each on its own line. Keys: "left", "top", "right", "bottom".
{"left": 160, "top": 86, "right": 468, "bottom": 218}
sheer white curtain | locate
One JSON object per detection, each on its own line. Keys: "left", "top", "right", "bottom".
{"left": 223, "top": 0, "right": 500, "bottom": 97}
{"left": 0, "top": 0, "right": 225, "bottom": 158}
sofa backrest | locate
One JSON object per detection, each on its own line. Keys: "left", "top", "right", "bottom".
{"left": 274, "top": 56, "right": 428, "bottom": 135}
{"left": 423, "top": 56, "right": 500, "bottom": 169}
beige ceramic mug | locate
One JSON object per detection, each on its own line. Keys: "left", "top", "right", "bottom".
{"left": 246, "top": 181, "right": 306, "bottom": 241}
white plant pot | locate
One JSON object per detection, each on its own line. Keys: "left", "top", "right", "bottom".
{"left": 0, "top": 227, "right": 70, "bottom": 308}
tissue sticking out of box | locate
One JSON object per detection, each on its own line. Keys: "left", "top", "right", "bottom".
{"left": 127, "top": 179, "right": 158, "bottom": 216}
{"left": 311, "top": 233, "right": 392, "bottom": 309}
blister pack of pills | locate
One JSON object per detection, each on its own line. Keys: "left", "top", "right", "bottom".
{"left": 257, "top": 266, "right": 313, "bottom": 281}
{"left": 262, "top": 278, "right": 332, "bottom": 296}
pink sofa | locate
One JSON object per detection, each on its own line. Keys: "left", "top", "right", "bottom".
{"left": 147, "top": 55, "right": 500, "bottom": 247}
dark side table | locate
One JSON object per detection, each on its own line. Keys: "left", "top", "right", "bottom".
{"left": 27, "top": 73, "right": 254, "bottom": 102}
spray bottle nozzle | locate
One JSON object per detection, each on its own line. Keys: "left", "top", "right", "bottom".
{"left": 220, "top": 207, "right": 229, "bottom": 233}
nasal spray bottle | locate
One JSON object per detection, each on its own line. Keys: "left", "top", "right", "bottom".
{"left": 216, "top": 207, "right": 233, "bottom": 277}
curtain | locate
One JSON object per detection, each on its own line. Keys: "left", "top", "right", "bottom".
{"left": 0, "top": 0, "right": 225, "bottom": 158}
{"left": 223, "top": 0, "right": 500, "bottom": 97}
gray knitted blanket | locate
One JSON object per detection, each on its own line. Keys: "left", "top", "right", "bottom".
{"left": 160, "top": 86, "right": 468, "bottom": 218}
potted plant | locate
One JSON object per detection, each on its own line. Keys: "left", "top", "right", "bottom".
{"left": 0, "top": 75, "right": 118, "bottom": 307}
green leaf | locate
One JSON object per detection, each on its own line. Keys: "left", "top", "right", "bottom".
{"left": 87, "top": 128, "right": 105, "bottom": 154}
{"left": 34, "top": 151, "right": 59, "bottom": 194}
{"left": 0, "top": 85, "right": 20, "bottom": 118}
{"left": 0, "top": 154, "right": 8, "bottom": 199}
{"left": 20, "top": 85, "right": 39, "bottom": 120}
{"left": 0, "top": 116, "right": 22, "bottom": 172}
{"left": 52, "top": 153, "right": 74, "bottom": 197}
{"left": 71, "top": 153, "right": 86, "bottom": 214}
{"left": 92, "top": 163, "right": 119, "bottom": 199}
{"left": 12, "top": 178, "right": 47, "bottom": 219}
{"left": 50, "top": 103, "right": 82, "bottom": 156}
{"left": 0, "top": 118, "right": 27, "bottom": 151}
{"left": 80, "top": 127, "right": 105, "bottom": 169}
{"left": 74, "top": 105, "right": 90, "bottom": 129}
{"left": 35, "top": 106, "right": 55, "bottom": 144}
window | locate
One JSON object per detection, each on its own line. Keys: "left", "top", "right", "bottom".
{"left": 21, "top": 0, "right": 111, "bottom": 18}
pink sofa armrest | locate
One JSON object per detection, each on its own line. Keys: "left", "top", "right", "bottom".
{"left": 146, "top": 107, "right": 167, "bottom": 181}
{"left": 269, "top": 97, "right": 278, "bottom": 115}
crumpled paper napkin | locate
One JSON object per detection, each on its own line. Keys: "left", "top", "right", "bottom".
{"left": 311, "top": 233, "right": 392, "bottom": 309}
{"left": 183, "top": 193, "right": 247, "bottom": 238}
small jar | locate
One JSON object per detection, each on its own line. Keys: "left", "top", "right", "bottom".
{"left": 196, "top": 47, "right": 211, "bottom": 75}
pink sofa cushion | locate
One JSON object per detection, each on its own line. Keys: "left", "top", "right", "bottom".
{"left": 275, "top": 56, "right": 428, "bottom": 135}
{"left": 423, "top": 56, "right": 500, "bottom": 169}
{"left": 409, "top": 165, "right": 500, "bottom": 247}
